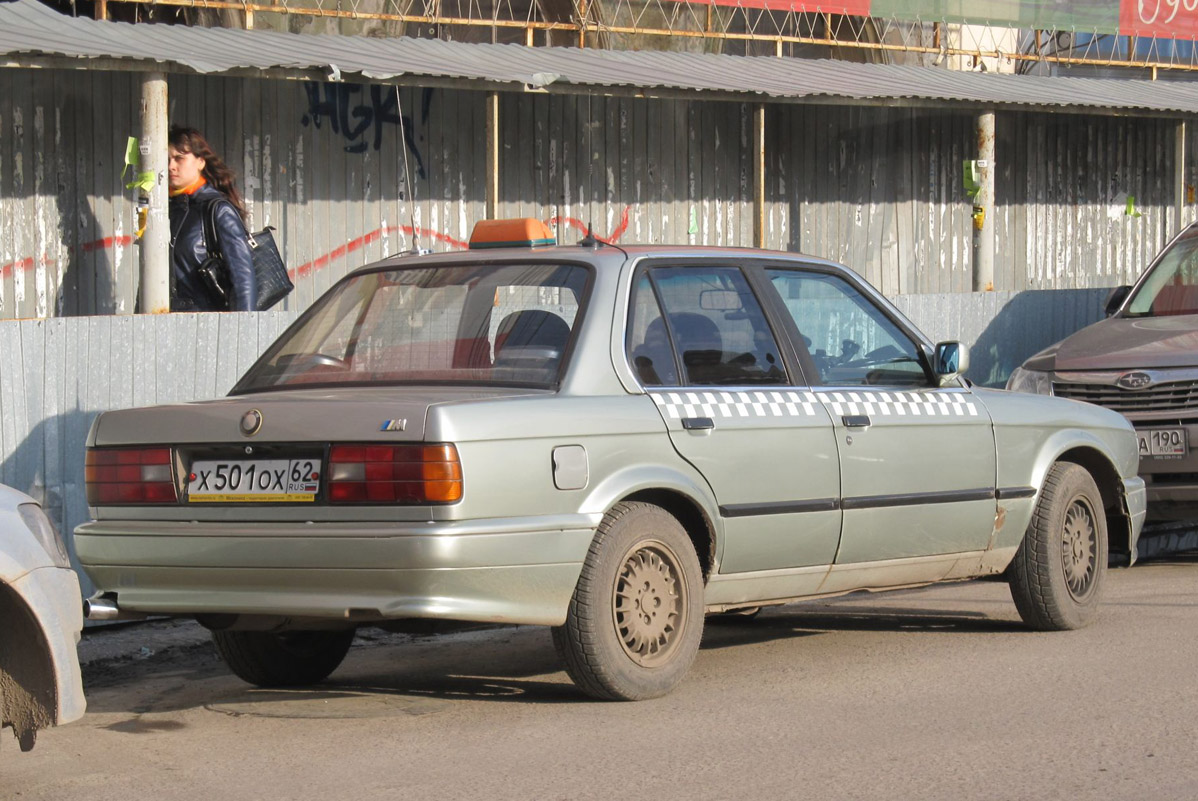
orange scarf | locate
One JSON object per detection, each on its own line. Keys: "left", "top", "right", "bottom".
{"left": 169, "top": 176, "right": 207, "bottom": 197}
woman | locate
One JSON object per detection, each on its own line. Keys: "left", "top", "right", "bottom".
{"left": 167, "top": 126, "right": 257, "bottom": 311}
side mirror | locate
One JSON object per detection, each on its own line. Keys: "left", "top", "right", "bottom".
{"left": 933, "top": 341, "right": 969, "bottom": 385}
{"left": 1104, "top": 285, "right": 1131, "bottom": 316}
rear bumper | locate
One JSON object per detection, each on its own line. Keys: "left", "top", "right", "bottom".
{"left": 75, "top": 515, "right": 600, "bottom": 627}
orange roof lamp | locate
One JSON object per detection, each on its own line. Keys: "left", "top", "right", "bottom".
{"left": 468, "top": 218, "right": 557, "bottom": 250}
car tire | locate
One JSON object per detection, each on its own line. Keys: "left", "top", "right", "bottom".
{"left": 211, "top": 629, "right": 356, "bottom": 687}
{"left": 551, "top": 502, "right": 704, "bottom": 701}
{"left": 1008, "top": 463, "right": 1108, "bottom": 631}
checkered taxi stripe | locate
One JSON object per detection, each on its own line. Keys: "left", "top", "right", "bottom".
{"left": 650, "top": 390, "right": 978, "bottom": 420}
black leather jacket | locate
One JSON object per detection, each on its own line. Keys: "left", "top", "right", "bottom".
{"left": 169, "top": 184, "right": 257, "bottom": 311}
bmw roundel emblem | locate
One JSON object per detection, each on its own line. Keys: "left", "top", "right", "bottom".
{"left": 1116, "top": 371, "right": 1153, "bottom": 391}
{"left": 240, "top": 409, "right": 264, "bottom": 437}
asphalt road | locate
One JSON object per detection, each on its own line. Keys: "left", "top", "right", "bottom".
{"left": 5, "top": 554, "right": 1197, "bottom": 801}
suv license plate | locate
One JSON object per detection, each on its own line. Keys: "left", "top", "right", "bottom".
{"left": 1137, "top": 429, "right": 1187, "bottom": 457}
{"left": 188, "top": 459, "right": 320, "bottom": 502}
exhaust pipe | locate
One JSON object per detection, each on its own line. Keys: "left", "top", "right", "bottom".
{"left": 83, "top": 594, "right": 148, "bottom": 622}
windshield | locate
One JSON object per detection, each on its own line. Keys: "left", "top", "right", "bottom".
{"left": 232, "top": 262, "right": 590, "bottom": 393}
{"left": 1125, "top": 228, "right": 1198, "bottom": 317}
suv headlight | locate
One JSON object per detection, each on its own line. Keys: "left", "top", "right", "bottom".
{"left": 1006, "top": 366, "right": 1054, "bottom": 395}
{"left": 18, "top": 503, "right": 71, "bottom": 568}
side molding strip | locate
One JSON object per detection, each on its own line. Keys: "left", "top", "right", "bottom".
{"left": 996, "top": 486, "right": 1037, "bottom": 500}
{"left": 719, "top": 498, "right": 840, "bottom": 517}
{"left": 718, "top": 487, "right": 1004, "bottom": 518}
{"left": 841, "top": 487, "right": 996, "bottom": 510}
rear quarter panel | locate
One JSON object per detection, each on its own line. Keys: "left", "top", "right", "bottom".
{"left": 427, "top": 393, "right": 719, "bottom": 523}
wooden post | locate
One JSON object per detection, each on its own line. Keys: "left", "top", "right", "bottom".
{"left": 486, "top": 91, "right": 500, "bottom": 219}
{"left": 972, "top": 111, "right": 995, "bottom": 292}
{"left": 95, "top": 0, "right": 108, "bottom": 20}
{"left": 753, "top": 104, "right": 766, "bottom": 249}
{"left": 139, "top": 73, "right": 170, "bottom": 314}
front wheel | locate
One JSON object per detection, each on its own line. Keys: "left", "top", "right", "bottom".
{"left": 211, "top": 629, "right": 356, "bottom": 687}
{"left": 1008, "top": 463, "right": 1108, "bottom": 631}
{"left": 552, "top": 502, "right": 704, "bottom": 701}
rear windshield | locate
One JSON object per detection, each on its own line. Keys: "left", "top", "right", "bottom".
{"left": 1126, "top": 228, "right": 1198, "bottom": 317}
{"left": 232, "top": 262, "right": 589, "bottom": 393}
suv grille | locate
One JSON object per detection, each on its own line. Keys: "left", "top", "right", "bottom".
{"left": 1053, "top": 380, "right": 1198, "bottom": 414}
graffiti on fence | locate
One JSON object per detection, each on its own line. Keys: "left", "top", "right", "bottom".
{"left": 0, "top": 236, "right": 133, "bottom": 281}
{"left": 550, "top": 206, "right": 631, "bottom": 244}
{"left": 4, "top": 210, "right": 635, "bottom": 291}
{"left": 293, "top": 208, "right": 634, "bottom": 278}
{"left": 300, "top": 82, "right": 428, "bottom": 179}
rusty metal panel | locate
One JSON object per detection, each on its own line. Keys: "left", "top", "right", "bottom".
{"left": 3, "top": 67, "right": 1195, "bottom": 324}
{"left": 774, "top": 105, "right": 975, "bottom": 295}
{"left": 996, "top": 112, "right": 1175, "bottom": 291}
{"left": 0, "top": 69, "right": 141, "bottom": 319}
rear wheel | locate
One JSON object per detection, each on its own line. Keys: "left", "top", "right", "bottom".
{"left": 1008, "top": 463, "right": 1107, "bottom": 631}
{"left": 211, "top": 629, "right": 355, "bottom": 687}
{"left": 552, "top": 502, "right": 704, "bottom": 701}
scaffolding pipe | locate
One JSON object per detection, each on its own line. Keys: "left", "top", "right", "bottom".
{"left": 485, "top": 91, "right": 500, "bottom": 219}
{"left": 753, "top": 104, "right": 766, "bottom": 249}
{"left": 1176, "top": 120, "right": 1187, "bottom": 235}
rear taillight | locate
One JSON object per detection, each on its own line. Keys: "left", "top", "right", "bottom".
{"left": 85, "top": 448, "right": 177, "bottom": 505}
{"left": 328, "top": 443, "right": 462, "bottom": 504}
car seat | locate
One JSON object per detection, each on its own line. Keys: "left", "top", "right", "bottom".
{"left": 631, "top": 317, "right": 679, "bottom": 386}
{"left": 1151, "top": 282, "right": 1198, "bottom": 316}
{"left": 669, "top": 312, "right": 724, "bottom": 384}
{"left": 493, "top": 310, "right": 571, "bottom": 371}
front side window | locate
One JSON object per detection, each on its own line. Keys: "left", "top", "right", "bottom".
{"left": 1126, "top": 227, "right": 1198, "bottom": 317}
{"left": 766, "top": 269, "right": 927, "bottom": 387}
{"left": 627, "top": 265, "right": 787, "bottom": 387}
{"left": 233, "top": 263, "right": 587, "bottom": 393}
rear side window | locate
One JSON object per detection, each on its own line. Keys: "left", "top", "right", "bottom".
{"left": 627, "top": 266, "right": 787, "bottom": 387}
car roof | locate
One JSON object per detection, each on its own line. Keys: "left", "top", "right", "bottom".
{"left": 355, "top": 242, "right": 843, "bottom": 276}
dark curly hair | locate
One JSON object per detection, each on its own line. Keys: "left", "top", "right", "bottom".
{"left": 169, "top": 126, "right": 247, "bottom": 222}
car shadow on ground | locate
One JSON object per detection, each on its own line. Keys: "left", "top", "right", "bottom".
{"left": 700, "top": 603, "right": 1023, "bottom": 651}
{"left": 80, "top": 597, "right": 1035, "bottom": 718}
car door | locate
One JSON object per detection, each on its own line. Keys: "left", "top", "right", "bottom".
{"left": 761, "top": 265, "right": 997, "bottom": 564}
{"left": 627, "top": 262, "right": 842, "bottom": 573}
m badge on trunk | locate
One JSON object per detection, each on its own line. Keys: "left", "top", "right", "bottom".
{"left": 240, "top": 409, "right": 264, "bottom": 437}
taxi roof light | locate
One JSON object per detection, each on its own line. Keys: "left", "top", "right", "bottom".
{"left": 468, "top": 218, "right": 556, "bottom": 250}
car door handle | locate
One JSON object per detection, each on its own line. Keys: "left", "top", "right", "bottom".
{"left": 842, "top": 415, "right": 871, "bottom": 428}
{"left": 682, "top": 417, "right": 715, "bottom": 431}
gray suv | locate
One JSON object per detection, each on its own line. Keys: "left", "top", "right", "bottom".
{"left": 1008, "top": 223, "right": 1198, "bottom": 521}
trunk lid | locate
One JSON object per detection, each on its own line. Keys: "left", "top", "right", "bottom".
{"left": 92, "top": 386, "right": 541, "bottom": 446}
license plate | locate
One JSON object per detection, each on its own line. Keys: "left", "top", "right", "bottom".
{"left": 1137, "top": 429, "right": 1187, "bottom": 457}
{"left": 188, "top": 459, "right": 320, "bottom": 502}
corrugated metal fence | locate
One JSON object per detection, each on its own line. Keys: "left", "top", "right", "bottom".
{"left": 2, "top": 68, "right": 1191, "bottom": 319}
{"left": 0, "top": 289, "right": 1107, "bottom": 595}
